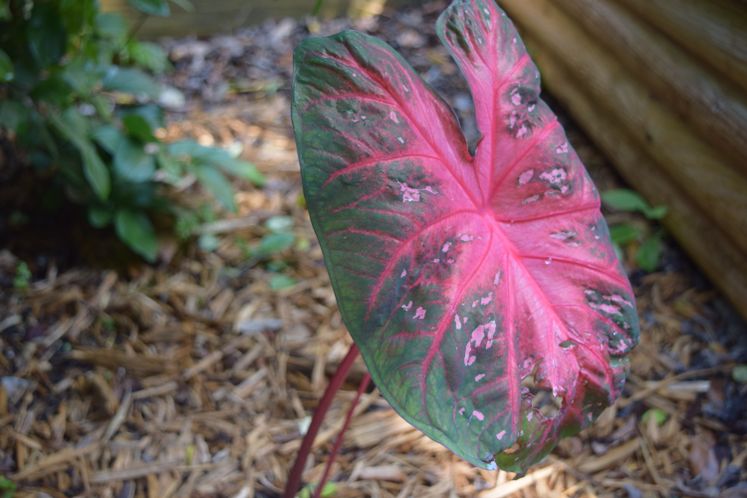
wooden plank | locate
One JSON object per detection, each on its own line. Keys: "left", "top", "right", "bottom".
{"left": 102, "top": 0, "right": 411, "bottom": 38}
{"left": 520, "top": 35, "right": 747, "bottom": 317}
{"left": 497, "top": 0, "right": 747, "bottom": 257}
{"left": 563, "top": 0, "right": 747, "bottom": 170}
{"left": 618, "top": 0, "right": 747, "bottom": 94}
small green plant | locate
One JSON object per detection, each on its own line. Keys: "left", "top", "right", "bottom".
{"left": 0, "top": 0, "right": 264, "bottom": 262}
{"left": 236, "top": 215, "right": 299, "bottom": 288}
{"left": 270, "top": 273, "right": 297, "bottom": 290}
{"left": 733, "top": 365, "right": 747, "bottom": 384}
{"left": 602, "top": 189, "right": 667, "bottom": 272}
{"left": 0, "top": 476, "right": 15, "bottom": 498}
{"left": 641, "top": 407, "right": 668, "bottom": 426}
{"left": 12, "top": 261, "right": 31, "bottom": 290}
{"left": 237, "top": 215, "right": 297, "bottom": 264}
{"left": 256, "top": 216, "right": 296, "bottom": 257}
{"left": 297, "top": 483, "right": 336, "bottom": 498}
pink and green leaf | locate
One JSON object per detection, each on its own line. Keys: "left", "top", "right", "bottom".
{"left": 292, "top": 0, "right": 639, "bottom": 472}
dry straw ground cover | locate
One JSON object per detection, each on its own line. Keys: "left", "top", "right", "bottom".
{"left": 1, "top": 2, "right": 746, "bottom": 497}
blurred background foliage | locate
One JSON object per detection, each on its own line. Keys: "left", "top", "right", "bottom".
{"left": 0, "top": 0, "right": 265, "bottom": 262}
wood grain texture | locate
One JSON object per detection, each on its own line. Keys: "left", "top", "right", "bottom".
{"left": 618, "top": 0, "right": 747, "bottom": 94}
{"left": 102, "top": 0, "right": 411, "bottom": 38}
{"left": 564, "top": 0, "right": 747, "bottom": 170}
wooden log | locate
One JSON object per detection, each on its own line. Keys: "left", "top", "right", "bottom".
{"left": 519, "top": 36, "right": 747, "bottom": 317}
{"left": 618, "top": 0, "right": 747, "bottom": 94}
{"left": 497, "top": 0, "right": 747, "bottom": 257}
{"left": 101, "top": 0, "right": 413, "bottom": 38}
{"left": 563, "top": 0, "right": 747, "bottom": 170}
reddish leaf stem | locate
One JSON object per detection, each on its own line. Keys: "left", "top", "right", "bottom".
{"left": 283, "top": 343, "right": 360, "bottom": 498}
{"left": 312, "top": 371, "right": 372, "bottom": 498}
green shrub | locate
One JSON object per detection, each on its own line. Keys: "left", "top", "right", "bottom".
{"left": 0, "top": 0, "right": 265, "bottom": 262}
{"left": 602, "top": 189, "right": 667, "bottom": 272}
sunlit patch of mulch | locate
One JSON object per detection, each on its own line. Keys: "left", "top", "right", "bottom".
{"left": 2, "top": 2, "right": 747, "bottom": 497}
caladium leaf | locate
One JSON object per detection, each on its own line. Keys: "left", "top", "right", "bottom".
{"left": 292, "top": 0, "right": 639, "bottom": 472}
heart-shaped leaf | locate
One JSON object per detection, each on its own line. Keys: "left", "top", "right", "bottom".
{"left": 292, "top": 0, "right": 639, "bottom": 472}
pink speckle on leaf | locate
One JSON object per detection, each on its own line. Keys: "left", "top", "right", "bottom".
{"left": 589, "top": 302, "right": 621, "bottom": 315}
{"left": 465, "top": 320, "right": 498, "bottom": 360}
{"left": 400, "top": 269, "right": 407, "bottom": 278}
{"left": 472, "top": 410, "right": 485, "bottom": 421}
{"left": 484, "top": 320, "right": 497, "bottom": 348}
{"left": 455, "top": 314, "right": 462, "bottom": 330}
{"left": 493, "top": 270, "right": 503, "bottom": 285}
{"left": 402, "top": 301, "right": 413, "bottom": 311}
{"left": 471, "top": 326, "right": 485, "bottom": 345}
{"left": 518, "top": 169, "right": 534, "bottom": 185}
{"left": 414, "top": 306, "right": 426, "bottom": 320}
{"left": 556, "top": 142, "right": 569, "bottom": 154}
{"left": 540, "top": 167, "right": 568, "bottom": 185}
{"left": 464, "top": 343, "right": 476, "bottom": 366}
{"left": 442, "top": 242, "right": 452, "bottom": 253}
{"left": 389, "top": 110, "right": 400, "bottom": 123}
{"left": 496, "top": 430, "right": 506, "bottom": 440}
{"left": 609, "top": 294, "right": 633, "bottom": 307}
{"left": 475, "top": 373, "right": 486, "bottom": 382}
{"left": 480, "top": 292, "right": 494, "bottom": 306}
{"left": 398, "top": 182, "right": 421, "bottom": 203}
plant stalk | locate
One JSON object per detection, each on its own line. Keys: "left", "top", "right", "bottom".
{"left": 312, "top": 372, "right": 371, "bottom": 498}
{"left": 283, "top": 343, "right": 360, "bottom": 498}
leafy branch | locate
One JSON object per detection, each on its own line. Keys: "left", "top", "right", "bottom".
{"left": 0, "top": 0, "right": 262, "bottom": 261}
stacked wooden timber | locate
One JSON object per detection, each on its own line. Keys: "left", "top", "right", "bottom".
{"left": 102, "top": 0, "right": 409, "bottom": 38}
{"left": 497, "top": 0, "right": 747, "bottom": 318}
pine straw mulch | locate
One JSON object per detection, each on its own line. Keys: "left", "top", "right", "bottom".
{"left": 2, "top": 2, "right": 747, "bottom": 497}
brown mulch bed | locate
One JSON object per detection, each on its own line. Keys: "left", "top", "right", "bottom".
{"left": 2, "top": 2, "right": 747, "bottom": 497}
